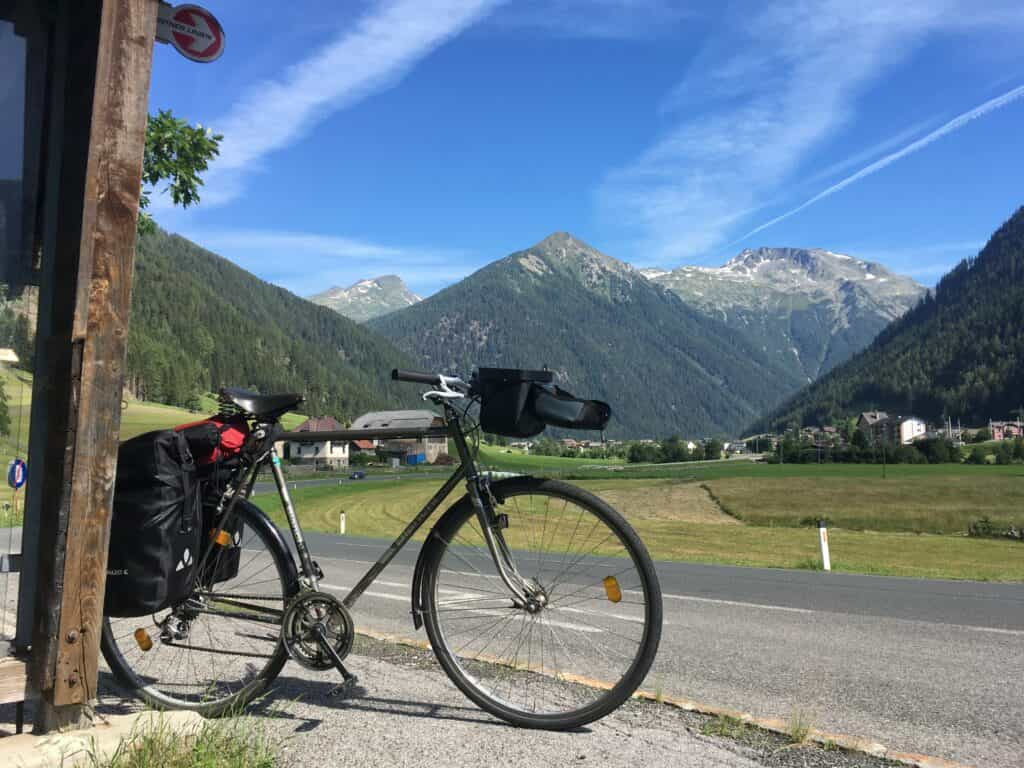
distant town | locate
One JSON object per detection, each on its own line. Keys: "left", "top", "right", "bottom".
{"left": 281, "top": 408, "right": 1024, "bottom": 468}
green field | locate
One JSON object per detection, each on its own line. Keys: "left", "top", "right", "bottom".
{"left": 0, "top": 368, "right": 305, "bottom": 526}
{"left": 475, "top": 444, "right": 625, "bottom": 473}
{"left": 252, "top": 462, "right": 1024, "bottom": 582}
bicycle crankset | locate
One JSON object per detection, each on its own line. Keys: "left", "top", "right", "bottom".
{"left": 281, "top": 591, "right": 354, "bottom": 671}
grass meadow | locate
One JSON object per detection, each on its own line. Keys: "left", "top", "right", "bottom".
{"left": 251, "top": 463, "right": 1024, "bottom": 582}
{"left": 0, "top": 368, "right": 305, "bottom": 526}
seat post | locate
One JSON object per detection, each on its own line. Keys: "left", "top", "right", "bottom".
{"left": 267, "top": 445, "right": 318, "bottom": 586}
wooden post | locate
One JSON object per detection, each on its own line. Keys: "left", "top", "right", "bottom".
{"left": 29, "top": 0, "right": 157, "bottom": 731}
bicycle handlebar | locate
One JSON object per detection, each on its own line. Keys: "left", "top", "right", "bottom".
{"left": 391, "top": 369, "right": 442, "bottom": 385}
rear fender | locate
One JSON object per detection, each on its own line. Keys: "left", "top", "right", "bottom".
{"left": 235, "top": 498, "right": 301, "bottom": 597}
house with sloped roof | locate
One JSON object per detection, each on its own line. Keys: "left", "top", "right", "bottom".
{"left": 857, "top": 411, "right": 893, "bottom": 443}
{"left": 351, "top": 410, "right": 448, "bottom": 464}
{"left": 286, "top": 415, "right": 349, "bottom": 467}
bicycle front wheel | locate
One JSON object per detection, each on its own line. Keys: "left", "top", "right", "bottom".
{"left": 101, "top": 499, "right": 298, "bottom": 716}
{"left": 421, "top": 477, "right": 662, "bottom": 730}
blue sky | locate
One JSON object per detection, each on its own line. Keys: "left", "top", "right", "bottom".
{"left": 148, "top": 0, "right": 1024, "bottom": 297}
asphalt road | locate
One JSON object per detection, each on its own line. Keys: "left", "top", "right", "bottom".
{"left": 298, "top": 531, "right": 1023, "bottom": 768}
{"left": 4, "top": 525, "right": 1021, "bottom": 766}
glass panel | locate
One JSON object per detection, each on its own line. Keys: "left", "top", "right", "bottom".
{"left": 0, "top": 20, "right": 26, "bottom": 274}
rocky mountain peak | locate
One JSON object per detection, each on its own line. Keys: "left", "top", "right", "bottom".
{"left": 309, "top": 275, "right": 420, "bottom": 323}
{"left": 523, "top": 232, "right": 636, "bottom": 285}
{"left": 641, "top": 246, "right": 926, "bottom": 380}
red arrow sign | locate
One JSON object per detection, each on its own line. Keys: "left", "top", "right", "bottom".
{"left": 156, "top": 3, "right": 225, "bottom": 63}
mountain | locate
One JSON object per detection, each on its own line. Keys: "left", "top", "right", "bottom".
{"left": 369, "top": 232, "right": 808, "bottom": 437}
{"left": 127, "top": 229, "right": 417, "bottom": 419}
{"left": 759, "top": 208, "right": 1024, "bottom": 431}
{"left": 309, "top": 275, "right": 420, "bottom": 323}
{"left": 643, "top": 248, "right": 925, "bottom": 380}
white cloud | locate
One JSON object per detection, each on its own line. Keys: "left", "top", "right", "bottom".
{"left": 494, "top": 0, "right": 689, "bottom": 40}
{"left": 797, "top": 116, "right": 939, "bottom": 188}
{"left": 597, "top": 0, "right": 1024, "bottom": 263}
{"left": 184, "top": 228, "right": 479, "bottom": 296}
{"left": 735, "top": 84, "right": 1024, "bottom": 243}
{"left": 200, "top": 0, "right": 502, "bottom": 205}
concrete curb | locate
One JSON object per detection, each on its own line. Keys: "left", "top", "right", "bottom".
{"left": 630, "top": 690, "right": 974, "bottom": 768}
{"left": 356, "top": 629, "right": 975, "bottom": 768}
{"left": 0, "top": 710, "right": 206, "bottom": 768}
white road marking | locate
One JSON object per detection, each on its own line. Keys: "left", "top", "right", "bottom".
{"left": 320, "top": 558, "right": 1024, "bottom": 635}
{"left": 557, "top": 605, "right": 649, "bottom": 625}
{"left": 952, "top": 625, "right": 1024, "bottom": 637}
{"left": 321, "top": 582, "right": 603, "bottom": 634}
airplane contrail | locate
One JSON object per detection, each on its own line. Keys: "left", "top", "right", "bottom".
{"left": 732, "top": 83, "right": 1024, "bottom": 243}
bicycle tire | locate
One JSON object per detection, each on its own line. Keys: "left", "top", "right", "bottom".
{"left": 420, "top": 476, "right": 662, "bottom": 730}
{"left": 101, "top": 499, "right": 298, "bottom": 716}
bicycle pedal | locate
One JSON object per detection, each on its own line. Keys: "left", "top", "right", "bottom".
{"left": 328, "top": 675, "right": 361, "bottom": 698}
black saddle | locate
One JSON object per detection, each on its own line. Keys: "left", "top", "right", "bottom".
{"left": 219, "top": 387, "right": 304, "bottom": 420}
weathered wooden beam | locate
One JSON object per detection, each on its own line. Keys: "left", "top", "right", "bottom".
{"left": 0, "top": 658, "right": 29, "bottom": 706}
{"left": 50, "top": 0, "right": 158, "bottom": 709}
{"left": 26, "top": 0, "right": 105, "bottom": 730}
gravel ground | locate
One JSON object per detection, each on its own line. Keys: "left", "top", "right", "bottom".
{"left": 0, "top": 633, "right": 906, "bottom": 767}
{"left": 243, "top": 635, "right": 904, "bottom": 768}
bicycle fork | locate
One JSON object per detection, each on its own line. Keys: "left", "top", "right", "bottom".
{"left": 446, "top": 409, "right": 541, "bottom": 609}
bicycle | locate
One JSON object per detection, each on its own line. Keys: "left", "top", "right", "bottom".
{"left": 101, "top": 368, "right": 663, "bottom": 730}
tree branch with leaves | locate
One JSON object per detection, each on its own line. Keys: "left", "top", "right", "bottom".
{"left": 138, "top": 109, "right": 222, "bottom": 235}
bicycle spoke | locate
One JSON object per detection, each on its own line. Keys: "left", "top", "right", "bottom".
{"left": 429, "top": 484, "right": 659, "bottom": 724}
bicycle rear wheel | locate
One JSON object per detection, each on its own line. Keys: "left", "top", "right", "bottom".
{"left": 421, "top": 477, "right": 662, "bottom": 730}
{"left": 101, "top": 499, "right": 297, "bottom": 716}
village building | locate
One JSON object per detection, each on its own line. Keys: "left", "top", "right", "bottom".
{"left": 351, "top": 410, "right": 448, "bottom": 464}
{"left": 898, "top": 418, "right": 928, "bottom": 445}
{"left": 989, "top": 420, "right": 1023, "bottom": 441}
{"left": 285, "top": 416, "right": 349, "bottom": 468}
{"left": 858, "top": 412, "right": 929, "bottom": 445}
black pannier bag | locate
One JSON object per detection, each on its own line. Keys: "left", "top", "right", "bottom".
{"left": 199, "top": 495, "right": 244, "bottom": 585}
{"left": 476, "top": 368, "right": 612, "bottom": 437}
{"left": 105, "top": 429, "right": 201, "bottom": 617}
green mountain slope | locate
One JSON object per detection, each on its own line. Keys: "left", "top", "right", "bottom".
{"left": 759, "top": 207, "right": 1024, "bottom": 430}
{"left": 127, "top": 229, "right": 416, "bottom": 419}
{"left": 369, "top": 233, "right": 807, "bottom": 437}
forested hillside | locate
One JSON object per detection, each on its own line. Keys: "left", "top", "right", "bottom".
{"left": 127, "top": 229, "right": 417, "bottom": 419}
{"left": 370, "top": 233, "right": 807, "bottom": 437}
{"left": 759, "top": 207, "right": 1024, "bottom": 430}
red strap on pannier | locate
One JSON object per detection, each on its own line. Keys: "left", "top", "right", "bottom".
{"left": 175, "top": 415, "right": 250, "bottom": 465}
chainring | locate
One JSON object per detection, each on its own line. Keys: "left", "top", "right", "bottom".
{"left": 280, "top": 591, "right": 355, "bottom": 671}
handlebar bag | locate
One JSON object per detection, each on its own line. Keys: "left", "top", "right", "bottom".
{"left": 530, "top": 384, "right": 612, "bottom": 431}
{"left": 477, "top": 367, "right": 554, "bottom": 438}
{"left": 105, "top": 429, "right": 201, "bottom": 617}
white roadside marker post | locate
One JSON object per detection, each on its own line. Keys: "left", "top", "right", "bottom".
{"left": 340, "top": 511, "right": 347, "bottom": 536}
{"left": 818, "top": 519, "right": 831, "bottom": 571}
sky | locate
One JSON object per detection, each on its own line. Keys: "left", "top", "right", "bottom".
{"left": 148, "top": 0, "right": 1024, "bottom": 297}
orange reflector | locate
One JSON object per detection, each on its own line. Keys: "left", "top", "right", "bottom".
{"left": 210, "top": 528, "right": 231, "bottom": 547}
{"left": 603, "top": 575, "right": 622, "bottom": 603}
{"left": 134, "top": 628, "right": 153, "bottom": 652}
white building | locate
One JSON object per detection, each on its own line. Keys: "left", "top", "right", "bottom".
{"left": 351, "top": 410, "right": 448, "bottom": 464}
{"left": 286, "top": 416, "right": 349, "bottom": 467}
{"left": 899, "top": 418, "right": 927, "bottom": 445}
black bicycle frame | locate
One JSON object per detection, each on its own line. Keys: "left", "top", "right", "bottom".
{"left": 211, "top": 399, "right": 533, "bottom": 619}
